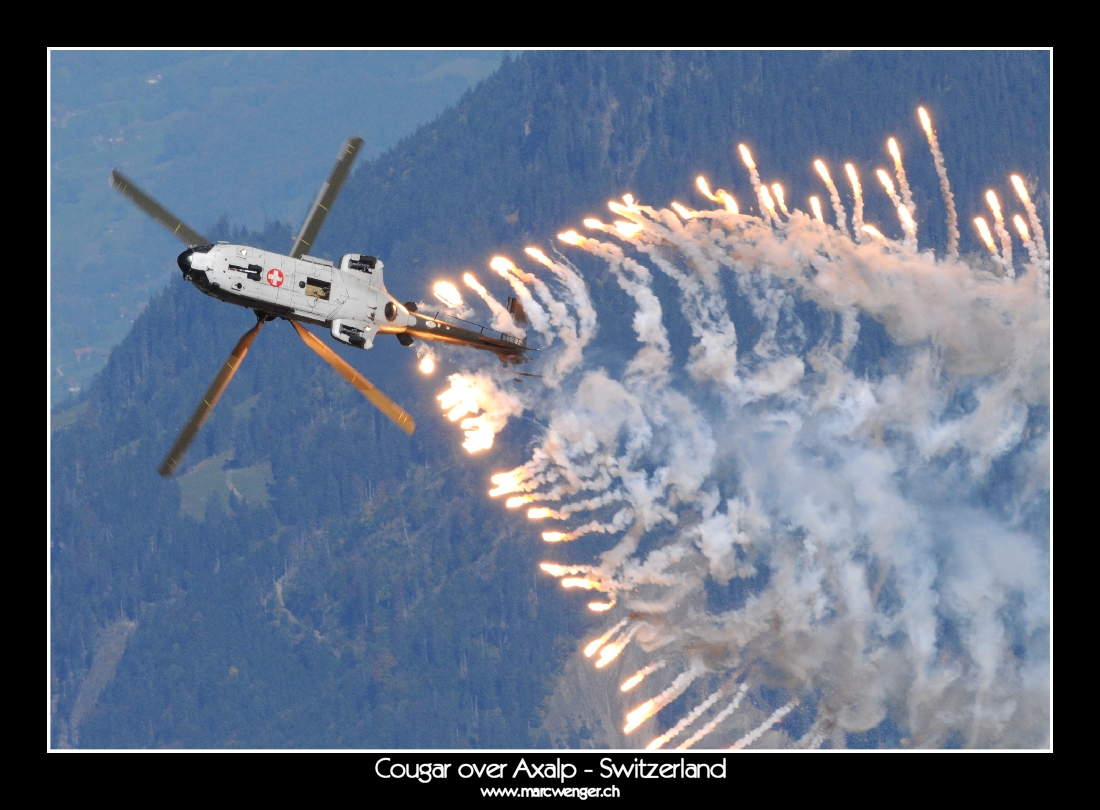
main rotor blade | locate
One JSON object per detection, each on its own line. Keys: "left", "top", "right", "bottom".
{"left": 158, "top": 320, "right": 264, "bottom": 477}
{"left": 109, "top": 169, "right": 209, "bottom": 248}
{"left": 290, "top": 320, "right": 415, "bottom": 435}
{"left": 289, "top": 136, "right": 364, "bottom": 259}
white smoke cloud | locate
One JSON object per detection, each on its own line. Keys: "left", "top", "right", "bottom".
{"left": 440, "top": 115, "right": 1049, "bottom": 748}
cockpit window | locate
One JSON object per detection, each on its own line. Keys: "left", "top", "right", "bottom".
{"left": 191, "top": 244, "right": 216, "bottom": 254}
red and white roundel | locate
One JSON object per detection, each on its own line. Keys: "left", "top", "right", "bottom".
{"left": 267, "top": 268, "right": 284, "bottom": 287}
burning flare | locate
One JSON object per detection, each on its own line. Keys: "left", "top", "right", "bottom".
{"left": 1011, "top": 174, "right": 1049, "bottom": 266}
{"left": 418, "top": 356, "right": 435, "bottom": 374}
{"left": 974, "top": 217, "right": 997, "bottom": 252}
{"left": 918, "top": 107, "right": 959, "bottom": 258}
{"left": 758, "top": 187, "right": 778, "bottom": 220}
{"left": 696, "top": 176, "right": 719, "bottom": 202}
{"left": 887, "top": 137, "right": 916, "bottom": 214}
{"left": 737, "top": 144, "right": 756, "bottom": 171}
{"left": 527, "top": 507, "right": 553, "bottom": 519}
{"left": 771, "top": 183, "right": 788, "bottom": 215}
{"left": 671, "top": 202, "right": 694, "bottom": 220}
{"left": 433, "top": 281, "right": 463, "bottom": 309}
{"left": 845, "top": 163, "right": 865, "bottom": 239}
{"left": 506, "top": 495, "right": 534, "bottom": 508}
{"left": 810, "top": 196, "right": 824, "bottom": 223}
{"left": 614, "top": 221, "right": 643, "bottom": 238}
{"left": 815, "top": 159, "right": 848, "bottom": 233}
{"left": 1013, "top": 214, "right": 1031, "bottom": 242}
{"left": 584, "top": 619, "right": 629, "bottom": 658}
{"left": 489, "top": 469, "right": 526, "bottom": 497}
{"left": 620, "top": 660, "right": 665, "bottom": 692}
{"left": 541, "top": 531, "right": 568, "bottom": 543}
{"left": 624, "top": 700, "right": 657, "bottom": 734}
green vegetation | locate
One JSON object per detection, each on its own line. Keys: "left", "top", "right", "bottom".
{"left": 50, "top": 51, "right": 1049, "bottom": 748}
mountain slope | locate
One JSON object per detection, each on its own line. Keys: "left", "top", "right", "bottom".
{"left": 50, "top": 50, "right": 1050, "bottom": 748}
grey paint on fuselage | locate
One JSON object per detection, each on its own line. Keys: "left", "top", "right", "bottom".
{"left": 183, "top": 243, "right": 409, "bottom": 349}
{"left": 181, "top": 243, "right": 528, "bottom": 362}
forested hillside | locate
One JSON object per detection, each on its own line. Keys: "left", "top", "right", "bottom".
{"left": 50, "top": 51, "right": 1050, "bottom": 748}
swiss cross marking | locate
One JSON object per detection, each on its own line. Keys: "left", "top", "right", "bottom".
{"left": 267, "top": 268, "right": 284, "bottom": 287}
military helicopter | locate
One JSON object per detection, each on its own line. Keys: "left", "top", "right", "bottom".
{"left": 110, "top": 137, "right": 529, "bottom": 478}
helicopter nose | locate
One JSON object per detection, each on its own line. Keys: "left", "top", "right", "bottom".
{"left": 177, "top": 249, "right": 194, "bottom": 274}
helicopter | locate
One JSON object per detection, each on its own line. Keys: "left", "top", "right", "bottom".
{"left": 110, "top": 136, "right": 530, "bottom": 478}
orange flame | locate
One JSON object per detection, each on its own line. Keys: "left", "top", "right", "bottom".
{"left": 974, "top": 217, "right": 997, "bottom": 252}
{"left": 433, "top": 281, "right": 463, "bottom": 308}
{"left": 759, "top": 187, "right": 777, "bottom": 219}
{"left": 524, "top": 247, "right": 553, "bottom": 267}
{"left": 541, "top": 531, "right": 567, "bottom": 543}
{"left": 490, "top": 256, "right": 514, "bottom": 274}
{"left": 620, "top": 673, "right": 645, "bottom": 692}
{"left": 488, "top": 469, "right": 525, "bottom": 497}
{"left": 898, "top": 206, "right": 916, "bottom": 233}
{"left": 888, "top": 137, "right": 902, "bottom": 163}
{"left": 527, "top": 507, "right": 553, "bottom": 519}
{"left": 558, "top": 231, "right": 584, "bottom": 246}
{"left": 588, "top": 602, "right": 613, "bottom": 611}
{"left": 505, "top": 495, "right": 534, "bottom": 508}
{"left": 860, "top": 225, "right": 884, "bottom": 240}
{"left": 696, "top": 176, "right": 719, "bottom": 202}
{"left": 845, "top": 163, "right": 862, "bottom": 195}
{"left": 540, "top": 563, "right": 568, "bottom": 577}
{"left": 1011, "top": 175, "right": 1032, "bottom": 206}
{"left": 771, "top": 183, "right": 787, "bottom": 213}
{"left": 918, "top": 107, "right": 933, "bottom": 137}
{"left": 614, "top": 221, "right": 642, "bottom": 238}
{"left": 624, "top": 700, "right": 657, "bottom": 733}
{"left": 810, "top": 196, "right": 824, "bottom": 223}
{"left": 671, "top": 202, "right": 693, "bottom": 220}
{"left": 876, "top": 169, "right": 896, "bottom": 196}
{"left": 418, "top": 356, "right": 435, "bottom": 374}
{"left": 595, "top": 641, "right": 626, "bottom": 668}
{"left": 717, "top": 190, "right": 739, "bottom": 214}
{"left": 1013, "top": 214, "right": 1031, "bottom": 242}
{"left": 814, "top": 160, "right": 832, "bottom": 186}
{"left": 738, "top": 144, "right": 756, "bottom": 171}
{"left": 985, "top": 190, "right": 1003, "bottom": 222}
{"left": 583, "top": 218, "right": 606, "bottom": 230}
{"left": 561, "top": 577, "right": 598, "bottom": 590}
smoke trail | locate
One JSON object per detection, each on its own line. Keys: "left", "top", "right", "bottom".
{"left": 463, "top": 272, "right": 523, "bottom": 338}
{"left": 815, "top": 160, "right": 848, "bottom": 235}
{"left": 490, "top": 256, "right": 551, "bottom": 335}
{"left": 646, "top": 687, "right": 724, "bottom": 749}
{"left": 1011, "top": 175, "right": 1050, "bottom": 266}
{"left": 985, "top": 191, "right": 1014, "bottom": 275}
{"left": 918, "top": 108, "right": 960, "bottom": 260}
{"left": 739, "top": 145, "right": 772, "bottom": 226}
{"left": 678, "top": 683, "right": 749, "bottom": 749}
{"left": 887, "top": 138, "right": 916, "bottom": 215}
{"left": 1013, "top": 214, "right": 1041, "bottom": 269}
{"left": 771, "top": 184, "right": 790, "bottom": 216}
{"left": 621, "top": 660, "right": 666, "bottom": 692}
{"left": 730, "top": 700, "right": 798, "bottom": 750}
{"left": 440, "top": 110, "right": 1049, "bottom": 749}
{"left": 436, "top": 371, "right": 525, "bottom": 453}
{"left": 624, "top": 663, "right": 703, "bottom": 733}
{"left": 845, "top": 164, "right": 865, "bottom": 241}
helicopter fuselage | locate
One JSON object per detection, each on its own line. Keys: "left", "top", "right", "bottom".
{"left": 178, "top": 242, "right": 527, "bottom": 361}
